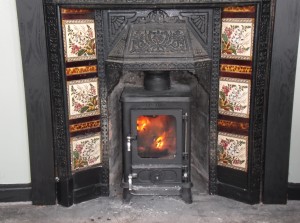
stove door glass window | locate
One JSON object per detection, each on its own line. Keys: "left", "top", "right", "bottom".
{"left": 136, "top": 115, "right": 176, "bottom": 159}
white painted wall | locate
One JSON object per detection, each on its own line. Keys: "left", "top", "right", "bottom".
{"left": 0, "top": 0, "right": 31, "bottom": 184}
{"left": 289, "top": 33, "right": 300, "bottom": 183}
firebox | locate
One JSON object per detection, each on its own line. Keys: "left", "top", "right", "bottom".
{"left": 121, "top": 71, "right": 192, "bottom": 203}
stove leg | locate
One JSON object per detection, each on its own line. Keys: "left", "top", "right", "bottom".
{"left": 123, "top": 188, "right": 132, "bottom": 203}
{"left": 181, "top": 187, "right": 192, "bottom": 204}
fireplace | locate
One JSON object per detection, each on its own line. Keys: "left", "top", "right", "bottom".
{"left": 36, "top": 0, "right": 276, "bottom": 206}
{"left": 121, "top": 71, "right": 192, "bottom": 203}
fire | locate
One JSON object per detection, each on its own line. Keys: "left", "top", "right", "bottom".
{"left": 137, "top": 116, "right": 150, "bottom": 132}
{"left": 154, "top": 132, "right": 167, "bottom": 150}
{"left": 136, "top": 115, "right": 176, "bottom": 158}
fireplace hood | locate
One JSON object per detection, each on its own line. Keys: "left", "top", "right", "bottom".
{"left": 106, "top": 10, "right": 211, "bottom": 72}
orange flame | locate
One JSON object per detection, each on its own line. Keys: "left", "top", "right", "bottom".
{"left": 154, "top": 132, "right": 167, "bottom": 150}
{"left": 137, "top": 116, "right": 150, "bottom": 132}
{"left": 136, "top": 115, "right": 176, "bottom": 157}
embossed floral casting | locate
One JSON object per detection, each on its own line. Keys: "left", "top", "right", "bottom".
{"left": 71, "top": 133, "right": 102, "bottom": 171}
{"left": 219, "top": 77, "right": 251, "bottom": 118}
{"left": 221, "top": 18, "right": 254, "bottom": 60}
{"left": 67, "top": 78, "right": 100, "bottom": 119}
{"left": 129, "top": 29, "right": 188, "bottom": 54}
{"left": 62, "top": 19, "right": 97, "bottom": 62}
{"left": 217, "top": 132, "right": 248, "bottom": 171}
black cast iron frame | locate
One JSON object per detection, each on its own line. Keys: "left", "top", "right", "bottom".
{"left": 15, "top": 0, "right": 300, "bottom": 205}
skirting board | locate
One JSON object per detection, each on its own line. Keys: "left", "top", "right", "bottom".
{"left": 0, "top": 184, "right": 32, "bottom": 202}
{"left": 288, "top": 183, "right": 300, "bottom": 200}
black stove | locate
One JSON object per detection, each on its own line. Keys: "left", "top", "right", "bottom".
{"left": 121, "top": 71, "right": 193, "bottom": 203}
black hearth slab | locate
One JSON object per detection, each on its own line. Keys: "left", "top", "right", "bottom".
{"left": 120, "top": 84, "right": 192, "bottom": 103}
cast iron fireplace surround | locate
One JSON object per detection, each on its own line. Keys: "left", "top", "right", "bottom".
{"left": 42, "top": 1, "right": 272, "bottom": 206}
{"left": 15, "top": 0, "right": 300, "bottom": 207}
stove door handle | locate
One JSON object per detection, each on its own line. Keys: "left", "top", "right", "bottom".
{"left": 127, "top": 135, "right": 135, "bottom": 152}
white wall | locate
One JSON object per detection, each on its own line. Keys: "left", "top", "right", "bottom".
{"left": 0, "top": 0, "right": 31, "bottom": 184}
{"left": 289, "top": 33, "right": 300, "bottom": 183}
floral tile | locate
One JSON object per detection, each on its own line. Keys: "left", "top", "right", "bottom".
{"left": 223, "top": 6, "right": 256, "bottom": 13}
{"left": 66, "top": 65, "right": 97, "bottom": 76}
{"left": 69, "top": 120, "right": 101, "bottom": 133}
{"left": 71, "top": 133, "right": 102, "bottom": 171}
{"left": 61, "top": 8, "right": 93, "bottom": 14}
{"left": 67, "top": 78, "right": 100, "bottom": 120}
{"left": 220, "top": 64, "right": 252, "bottom": 74}
{"left": 219, "top": 77, "right": 251, "bottom": 118}
{"left": 62, "top": 19, "right": 97, "bottom": 62}
{"left": 217, "top": 119, "right": 249, "bottom": 132}
{"left": 217, "top": 132, "right": 248, "bottom": 171}
{"left": 221, "top": 18, "right": 255, "bottom": 60}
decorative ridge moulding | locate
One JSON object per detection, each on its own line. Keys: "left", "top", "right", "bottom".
{"left": 62, "top": 19, "right": 97, "bottom": 62}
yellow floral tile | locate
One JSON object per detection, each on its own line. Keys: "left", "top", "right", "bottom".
{"left": 220, "top": 64, "right": 252, "bottom": 74}
{"left": 66, "top": 65, "right": 97, "bottom": 76}
{"left": 69, "top": 120, "right": 101, "bottom": 133}
{"left": 223, "top": 6, "right": 256, "bottom": 13}
{"left": 217, "top": 132, "right": 248, "bottom": 171}
{"left": 62, "top": 19, "right": 97, "bottom": 62}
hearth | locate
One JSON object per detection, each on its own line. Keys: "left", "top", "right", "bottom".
{"left": 121, "top": 71, "right": 192, "bottom": 203}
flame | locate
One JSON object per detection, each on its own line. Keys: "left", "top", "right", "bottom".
{"left": 137, "top": 116, "right": 150, "bottom": 132}
{"left": 136, "top": 115, "right": 176, "bottom": 158}
{"left": 154, "top": 132, "right": 167, "bottom": 150}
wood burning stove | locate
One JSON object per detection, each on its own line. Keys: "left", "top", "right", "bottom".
{"left": 121, "top": 71, "right": 192, "bottom": 203}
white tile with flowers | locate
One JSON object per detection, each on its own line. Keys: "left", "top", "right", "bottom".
{"left": 217, "top": 132, "right": 248, "bottom": 171}
{"left": 219, "top": 77, "right": 251, "bottom": 118}
{"left": 62, "top": 19, "right": 97, "bottom": 62}
{"left": 67, "top": 78, "right": 100, "bottom": 120}
{"left": 71, "top": 133, "right": 102, "bottom": 171}
{"left": 221, "top": 18, "right": 254, "bottom": 60}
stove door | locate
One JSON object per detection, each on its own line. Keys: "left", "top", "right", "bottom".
{"left": 128, "top": 109, "right": 184, "bottom": 186}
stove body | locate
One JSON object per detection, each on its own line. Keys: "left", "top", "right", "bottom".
{"left": 121, "top": 81, "right": 192, "bottom": 203}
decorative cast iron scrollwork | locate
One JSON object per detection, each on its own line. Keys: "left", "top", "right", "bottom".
{"left": 44, "top": 4, "right": 71, "bottom": 179}
{"left": 250, "top": 0, "right": 273, "bottom": 193}
{"left": 208, "top": 8, "right": 221, "bottom": 195}
{"left": 129, "top": 29, "right": 188, "bottom": 54}
{"left": 95, "top": 10, "right": 110, "bottom": 194}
